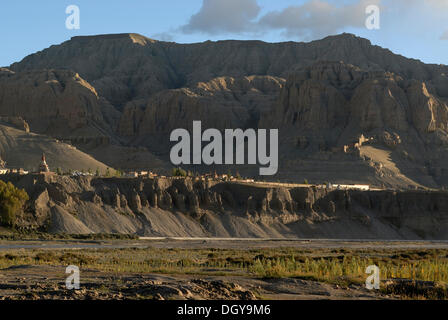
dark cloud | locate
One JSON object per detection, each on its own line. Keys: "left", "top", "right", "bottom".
{"left": 181, "top": 0, "right": 261, "bottom": 35}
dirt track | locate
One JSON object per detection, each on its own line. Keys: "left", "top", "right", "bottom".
{"left": 2, "top": 239, "right": 448, "bottom": 250}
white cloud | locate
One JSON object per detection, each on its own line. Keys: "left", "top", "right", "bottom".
{"left": 441, "top": 30, "right": 448, "bottom": 40}
{"left": 151, "top": 32, "right": 174, "bottom": 42}
{"left": 424, "top": 0, "right": 448, "bottom": 9}
{"left": 180, "top": 0, "right": 382, "bottom": 40}
{"left": 181, "top": 0, "right": 261, "bottom": 35}
{"left": 258, "top": 0, "right": 381, "bottom": 39}
{"left": 393, "top": 0, "right": 448, "bottom": 8}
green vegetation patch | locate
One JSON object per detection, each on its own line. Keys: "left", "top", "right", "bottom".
{"left": 0, "top": 246, "right": 447, "bottom": 299}
{"left": 0, "top": 180, "right": 29, "bottom": 227}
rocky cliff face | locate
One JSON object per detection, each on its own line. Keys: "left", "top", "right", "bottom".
{"left": 259, "top": 61, "right": 448, "bottom": 187}
{"left": 118, "top": 75, "right": 285, "bottom": 137}
{"left": 3, "top": 174, "right": 448, "bottom": 239}
{"left": 11, "top": 33, "right": 447, "bottom": 101}
{"left": 0, "top": 69, "right": 119, "bottom": 139}
{"left": 263, "top": 61, "right": 448, "bottom": 134}
{"left": 3, "top": 33, "right": 448, "bottom": 187}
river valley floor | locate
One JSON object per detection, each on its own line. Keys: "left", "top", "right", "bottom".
{"left": 0, "top": 238, "right": 447, "bottom": 300}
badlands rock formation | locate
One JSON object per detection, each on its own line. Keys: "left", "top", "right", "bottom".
{"left": 3, "top": 174, "right": 448, "bottom": 239}
{"left": 2, "top": 32, "right": 448, "bottom": 188}
{"left": 0, "top": 68, "right": 119, "bottom": 139}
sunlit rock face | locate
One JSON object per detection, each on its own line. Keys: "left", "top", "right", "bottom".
{"left": 3, "top": 33, "right": 448, "bottom": 188}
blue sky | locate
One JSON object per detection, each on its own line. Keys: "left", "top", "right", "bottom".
{"left": 0, "top": 0, "right": 447, "bottom": 67}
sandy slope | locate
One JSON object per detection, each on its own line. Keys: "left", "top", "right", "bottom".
{"left": 0, "top": 123, "right": 110, "bottom": 173}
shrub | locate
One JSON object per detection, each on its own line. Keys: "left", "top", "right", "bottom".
{"left": 115, "top": 169, "right": 123, "bottom": 177}
{"left": 0, "top": 180, "right": 29, "bottom": 227}
{"left": 172, "top": 167, "right": 187, "bottom": 177}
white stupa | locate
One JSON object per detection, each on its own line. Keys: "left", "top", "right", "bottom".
{"left": 38, "top": 153, "right": 50, "bottom": 173}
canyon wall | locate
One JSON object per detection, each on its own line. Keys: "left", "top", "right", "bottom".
{"left": 2, "top": 33, "right": 448, "bottom": 188}
{"left": 3, "top": 174, "right": 448, "bottom": 239}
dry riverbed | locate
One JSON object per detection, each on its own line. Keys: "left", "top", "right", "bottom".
{"left": 0, "top": 264, "right": 386, "bottom": 300}
{"left": 0, "top": 239, "right": 447, "bottom": 300}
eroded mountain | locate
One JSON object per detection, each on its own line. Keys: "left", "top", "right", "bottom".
{"left": 3, "top": 33, "right": 448, "bottom": 188}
